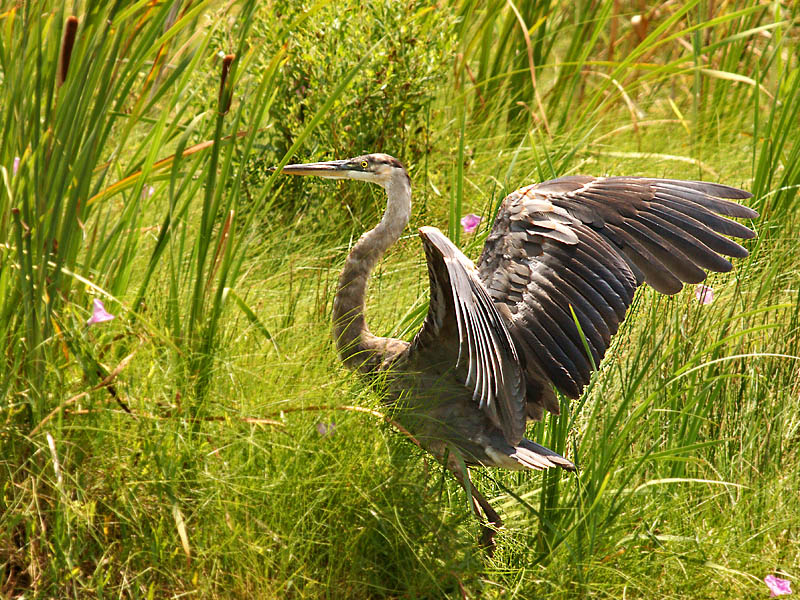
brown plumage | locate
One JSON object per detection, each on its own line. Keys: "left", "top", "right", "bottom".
{"left": 276, "top": 153, "right": 758, "bottom": 552}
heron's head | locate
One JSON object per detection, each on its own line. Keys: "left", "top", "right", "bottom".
{"left": 277, "top": 153, "right": 408, "bottom": 190}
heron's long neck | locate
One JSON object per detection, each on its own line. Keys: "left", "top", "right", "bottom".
{"left": 333, "top": 171, "right": 411, "bottom": 372}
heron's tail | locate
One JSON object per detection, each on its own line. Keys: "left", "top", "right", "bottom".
{"left": 510, "top": 439, "right": 576, "bottom": 471}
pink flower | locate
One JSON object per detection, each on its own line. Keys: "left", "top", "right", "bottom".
{"left": 142, "top": 185, "right": 155, "bottom": 199}
{"left": 87, "top": 299, "right": 115, "bottom": 326}
{"left": 695, "top": 284, "right": 714, "bottom": 305}
{"left": 12, "top": 157, "right": 20, "bottom": 176}
{"left": 315, "top": 421, "right": 336, "bottom": 437}
{"left": 460, "top": 213, "right": 482, "bottom": 234}
{"left": 765, "top": 575, "right": 792, "bottom": 597}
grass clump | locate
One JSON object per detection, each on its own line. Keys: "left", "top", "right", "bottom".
{"left": 1, "top": 0, "right": 799, "bottom": 598}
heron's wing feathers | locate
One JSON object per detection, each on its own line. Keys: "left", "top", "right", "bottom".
{"left": 478, "top": 176, "right": 757, "bottom": 418}
{"left": 413, "top": 226, "right": 526, "bottom": 444}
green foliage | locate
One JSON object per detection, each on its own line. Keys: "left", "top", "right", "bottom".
{"left": 1, "top": 0, "right": 799, "bottom": 598}
{"left": 242, "top": 1, "right": 452, "bottom": 226}
{"left": 269, "top": 2, "right": 448, "bottom": 158}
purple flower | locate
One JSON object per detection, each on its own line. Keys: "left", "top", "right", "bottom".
{"left": 12, "top": 157, "right": 20, "bottom": 176}
{"left": 694, "top": 284, "right": 714, "bottom": 305}
{"left": 315, "top": 421, "right": 336, "bottom": 437}
{"left": 765, "top": 575, "right": 792, "bottom": 597}
{"left": 87, "top": 299, "right": 115, "bottom": 326}
{"left": 460, "top": 213, "right": 482, "bottom": 234}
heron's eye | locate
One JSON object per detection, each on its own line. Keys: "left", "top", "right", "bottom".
{"left": 360, "top": 160, "right": 368, "bottom": 169}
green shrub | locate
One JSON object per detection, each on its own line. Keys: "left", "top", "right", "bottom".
{"left": 241, "top": 1, "right": 453, "bottom": 227}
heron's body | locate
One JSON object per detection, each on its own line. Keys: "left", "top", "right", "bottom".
{"left": 277, "top": 153, "right": 757, "bottom": 549}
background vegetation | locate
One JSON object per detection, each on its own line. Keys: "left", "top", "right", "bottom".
{"left": 1, "top": 0, "right": 798, "bottom": 597}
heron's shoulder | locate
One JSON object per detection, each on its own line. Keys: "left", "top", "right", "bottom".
{"left": 506, "top": 175, "right": 597, "bottom": 202}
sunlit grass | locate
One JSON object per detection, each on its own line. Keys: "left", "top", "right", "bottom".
{"left": 1, "top": 0, "right": 799, "bottom": 597}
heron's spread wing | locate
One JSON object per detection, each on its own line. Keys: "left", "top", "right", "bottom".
{"left": 478, "top": 176, "right": 757, "bottom": 419}
{"left": 413, "top": 226, "right": 526, "bottom": 444}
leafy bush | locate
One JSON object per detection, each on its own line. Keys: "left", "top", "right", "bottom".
{"left": 241, "top": 1, "right": 453, "bottom": 225}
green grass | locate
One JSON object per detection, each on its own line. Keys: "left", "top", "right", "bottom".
{"left": 1, "top": 1, "right": 799, "bottom": 597}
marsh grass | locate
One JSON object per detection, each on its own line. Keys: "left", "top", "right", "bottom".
{"left": 1, "top": 1, "right": 799, "bottom": 597}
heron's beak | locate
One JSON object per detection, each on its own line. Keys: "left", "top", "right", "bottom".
{"left": 272, "top": 159, "right": 350, "bottom": 178}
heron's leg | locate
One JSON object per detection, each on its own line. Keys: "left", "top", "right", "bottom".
{"left": 447, "top": 458, "right": 503, "bottom": 554}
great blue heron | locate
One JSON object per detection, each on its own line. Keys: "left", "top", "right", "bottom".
{"left": 276, "top": 153, "right": 757, "bottom": 550}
